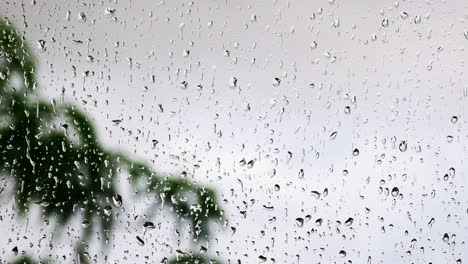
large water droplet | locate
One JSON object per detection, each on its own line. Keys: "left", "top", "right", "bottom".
{"left": 78, "top": 12, "right": 87, "bottom": 22}
{"left": 353, "top": 148, "right": 360, "bottom": 156}
{"left": 399, "top": 141, "right": 408, "bottom": 152}
{"left": 37, "top": 40, "right": 46, "bottom": 52}
{"left": 113, "top": 194, "right": 122, "bottom": 207}
{"left": 296, "top": 217, "right": 304, "bottom": 227}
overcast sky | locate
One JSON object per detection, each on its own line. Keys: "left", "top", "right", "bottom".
{"left": 1, "top": 0, "right": 467, "bottom": 263}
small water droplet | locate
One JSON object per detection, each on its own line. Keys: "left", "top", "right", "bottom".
{"left": 443, "top": 173, "right": 449, "bottom": 181}
{"left": 451, "top": 116, "right": 458, "bottom": 124}
{"left": 298, "top": 169, "right": 305, "bottom": 179}
{"left": 273, "top": 77, "right": 281, "bottom": 87}
{"left": 339, "top": 250, "right": 347, "bottom": 257}
{"left": 344, "top": 106, "right": 351, "bottom": 114}
{"left": 353, "top": 148, "right": 360, "bottom": 156}
{"left": 82, "top": 219, "right": 90, "bottom": 228}
{"left": 448, "top": 167, "right": 455, "bottom": 178}
{"left": 229, "top": 77, "right": 238, "bottom": 88}
{"left": 104, "top": 205, "right": 112, "bottom": 216}
{"left": 239, "top": 158, "right": 246, "bottom": 166}
{"left": 428, "top": 218, "right": 435, "bottom": 228}
{"left": 310, "top": 41, "right": 318, "bottom": 49}
{"left": 296, "top": 217, "right": 304, "bottom": 227}
{"left": 382, "top": 18, "right": 389, "bottom": 27}
{"left": 446, "top": 135, "right": 453, "bottom": 143}
{"left": 274, "top": 184, "right": 280, "bottom": 191}
{"left": 144, "top": 221, "right": 155, "bottom": 230}
{"left": 12, "top": 246, "right": 18, "bottom": 256}
{"left": 104, "top": 7, "right": 116, "bottom": 17}
{"left": 442, "top": 233, "right": 449, "bottom": 242}
{"left": 311, "top": 191, "right": 321, "bottom": 199}
{"left": 136, "top": 235, "right": 145, "bottom": 246}
{"left": 180, "top": 81, "right": 188, "bottom": 89}
{"left": 37, "top": 40, "right": 46, "bottom": 52}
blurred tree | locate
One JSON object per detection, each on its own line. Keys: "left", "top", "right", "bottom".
{"left": 0, "top": 18, "right": 223, "bottom": 263}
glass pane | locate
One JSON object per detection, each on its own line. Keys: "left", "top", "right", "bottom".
{"left": 0, "top": 1, "right": 466, "bottom": 263}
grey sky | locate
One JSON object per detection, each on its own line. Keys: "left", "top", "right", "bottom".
{"left": 1, "top": 0, "right": 467, "bottom": 263}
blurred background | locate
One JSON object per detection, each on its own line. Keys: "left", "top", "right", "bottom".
{"left": 1, "top": 0, "right": 467, "bottom": 263}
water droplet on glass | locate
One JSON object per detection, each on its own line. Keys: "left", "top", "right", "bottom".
{"left": 333, "top": 19, "right": 340, "bottom": 28}
{"left": 344, "top": 106, "right": 351, "bottom": 114}
{"left": 448, "top": 167, "right": 455, "bottom": 178}
{"left": 443, "top": 173, "right": 449, "bottom": 181}
{"left": 339, "top": 250, "right": 347, "bottom": 257}
{"left": 37, "top": 40, "right": 46, "bottom": 52}
{"left": 250, "top": 14, "right": 257, "bottom": 22}
{"left": 104, "top": 7, "right": 116, "bottom": 17}
{"left": 428, "top": 218, "right": 435, "bottom": 228}
{"left": 382, "top": 18, "right": 389, "bottom": 27}
{"left": 446, "top": 135, "right": 453, "bottom": 143}
{"left": 296, "top": 218, "right": 304, "bottom": 227}
{"left": 330, "top": 131, "right": 337, "bottom": 140}
{"left": 391, "top": 187, "right": 399, "bottom": 197}
{"left": 311, "top": 191, "right": 321, "bottom": 199}
{"left": 274, "top": 184, "right": 280, "bottom": 191}
{"left": 229, "top": 77, "right": 238, "bottom": 88}
{"left": 316, "top": 218, "right": 323, "bottom": 226}
{"left": 399, "top": 140, "right": 408, "bottom": 152}
{"left": 298, "top": 169, "right": 304, "bottom": 179}
{"left": 136, "top": 236, "right": 145, "bottom": 246}
{"left": 345, "top": 217, "right": 354, "bottom": 226}
{"left": 144, "top": 221, "right": 155, "bottom": 230}
{"left": 442, "top": 233, "right": 449, "bottom": 242}
{"left": 112, "top": 194, "right": 122, "bottom": 207}
{"left": 12, "top": 246, "right": 18, "bottom": 256}
{"left": 451, "top": 116, "right": 458, "bottom": 124}
{"left": 104, "top": 205, "right": 112, "bottom": 216}
{"left": 353, "top": 148, "right": 360, "bottom": 156}
{"left": 82, "top": 220, "right": 90, "bottom": 228}
{"left": 200, "top": 245, "right": 208, "bottom": 253}
{"left": 310, "top": 41, "right": 317, "bottom": 49}
{"left": 273, "top": 77, "right": 281, "bottom": 87}
{"left": 78, "top": 12, "right": 87, "bottom": 22}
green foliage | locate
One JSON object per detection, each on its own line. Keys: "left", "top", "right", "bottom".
{"left": 0, "top": 18, "right": 223, "bottom": 263}
{"left": 168, "top": 252, "right": 222, "bottom": 264}
{"left": 11, "top": 256, "right": 47, "bottom": 264}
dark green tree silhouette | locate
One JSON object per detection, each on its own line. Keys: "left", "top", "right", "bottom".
{"left": 0, "top": 18, "right": 223, "bottom": 263}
